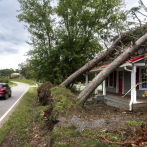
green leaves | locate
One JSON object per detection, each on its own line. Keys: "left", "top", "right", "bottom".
{"left": 17, "top": 0, "right": 125, "bottom": 84}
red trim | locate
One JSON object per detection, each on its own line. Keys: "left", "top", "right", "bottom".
{"left": 125, "top": 56, "right": 144, "bottom": 63}
{"left": 106, "top": 78, "right": 108, "bottom": 87}
{"left": 91, "top": 55, "right": 144, "bottom": 71}
{"left": 114, "top": 71, "right": 117, "bottom": 87}
{"left": 136, "top": 67, "right": 139, "bottom": 89}
{"left": 92, "top": 64, "right": 109, "bottom": 70}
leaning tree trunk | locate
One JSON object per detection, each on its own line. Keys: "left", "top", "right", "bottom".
{"left": 77, "top": 33, "right": 147, "bottom": 107}
{"left": 60, "top": 35, "right": 123, "bottom": 87}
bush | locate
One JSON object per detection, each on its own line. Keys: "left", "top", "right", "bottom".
{"left": 10, "top": 75, "right": 20, "bottom": 79}
{"left": 0, "top": 77, "right": 9, "bottom": 83}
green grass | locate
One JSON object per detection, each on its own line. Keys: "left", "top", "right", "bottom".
{"left": 125, "top": 121, "right": 142, "bottom": 127}
{"left": 10, "top": 79, "right": 36, "bottom": 85}
{"left": 8, "top": 81, "right": 17, "bottom": 87}
{"left": 51, "top": 126, "right": 116, "bottom": 147}
{"left": 0, "top": 87, "right": 35, "bottom": 146}
{"left": 40, "top": 123, "right": 46, "bottom": 130}
{"left": 68, "top": 124, "right": 77, "bottom": 130}
{"left": 50, "top": 86, "right": 76, "bottom": 117}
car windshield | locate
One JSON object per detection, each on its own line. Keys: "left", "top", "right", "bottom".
{"left": 0, "top": 85, "right": 3, "bottom": 88}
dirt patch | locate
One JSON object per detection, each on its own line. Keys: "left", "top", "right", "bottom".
{"left": 53, "top": 102, "right": 147, "bottom": 147}
{"left": 55, "top": 103, "right": 147, "bottom": 131}
{"left": 56, "top": 114, "right": 105, "bottom": 132}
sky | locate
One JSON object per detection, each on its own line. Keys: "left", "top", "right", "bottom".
{"left": 0, "top": 0, "right": 147, "bottom": 70}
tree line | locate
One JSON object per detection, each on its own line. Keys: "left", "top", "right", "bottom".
{"left": 0, "top": 69, "right": 19, "bottom": 77}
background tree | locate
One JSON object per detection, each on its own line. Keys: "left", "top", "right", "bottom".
{"left": 17, "top": 0, "right": 55, "bottom": 82}
{"left": 56, "top": 0, "right": 126, "bottom": 85}
{"left": 0, "top": 68, "right": 14, "bottom": 77}
{"left": 17, "top": 0, "right": 126, "bottom": 85}
{"left": 18, "top": 61, "right": 33, "bottom": 79}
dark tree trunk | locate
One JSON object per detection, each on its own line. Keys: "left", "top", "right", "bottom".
{"left": 60, "top": 35, "right": 123, "bottom": 87}
{"left": 76, "top": 33, "right": 147, "bottom": 107}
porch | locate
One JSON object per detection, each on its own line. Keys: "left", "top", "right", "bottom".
{"left": 94, "top": 91, "right": 147, "bottom": 110}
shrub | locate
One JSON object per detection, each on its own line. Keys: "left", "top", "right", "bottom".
{"left": 0, "top": 77, "right": 9, "bottom": 83}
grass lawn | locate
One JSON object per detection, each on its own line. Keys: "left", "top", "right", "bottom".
{"left": 10, "top": 79, "right": 36, "bottom": 85}
{"left": 8, "top": 81, "right": 17, "bottom": 87}
{"left": 0, "top": 88, "right": 36, "bottom": 146}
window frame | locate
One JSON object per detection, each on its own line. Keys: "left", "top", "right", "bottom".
{"left": 139, "top": 67, "right": 147, "bottom": 90}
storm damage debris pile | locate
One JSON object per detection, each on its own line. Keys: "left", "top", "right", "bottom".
{"left": 101, "top": 118, "right": 147, "bottom": 147}
{"left": 37, "top": 82, "right": 53, "bottom": 105}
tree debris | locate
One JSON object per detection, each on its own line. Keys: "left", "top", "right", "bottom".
{"left": 100, "top": 118, "right": 147, "bottom": 147}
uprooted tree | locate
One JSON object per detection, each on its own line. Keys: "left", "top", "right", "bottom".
{"left": 60, "top": 35, "right": 123, "bottom": 87}
{"left": 76, "top": 32, "right": 147, "bottom": 107}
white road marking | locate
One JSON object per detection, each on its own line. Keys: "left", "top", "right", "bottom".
{"left": 0, "top": 87, "right": 30, "bottom": 123}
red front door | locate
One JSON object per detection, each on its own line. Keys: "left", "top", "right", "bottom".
{"left": 119, "top": 71, "right": 123, "bottom": 93}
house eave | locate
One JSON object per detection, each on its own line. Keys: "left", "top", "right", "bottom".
{"left": 120, "top": 62, "right": 132, "bottom": 68}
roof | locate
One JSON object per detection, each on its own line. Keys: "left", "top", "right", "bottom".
{"left": 90, "top": 55, "right": 144, "bottom": 72}
{"left": 11, "top": 73, "right": 20, "bottom": 75}
{"left": 92, "top": 64, "right": 109, "bottom": 71}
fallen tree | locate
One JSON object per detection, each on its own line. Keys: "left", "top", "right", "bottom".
{"left": 76, "top": 33, "right": 147, "bottom": 107}
{"left": 60, "top": 35, "right": 123, "bottom": 87}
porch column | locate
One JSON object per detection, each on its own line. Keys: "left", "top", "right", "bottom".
{"left": 103, "top": 80, "right": 106, "bottom": 96}
{"left": 95, "top": 73, "right": 98, "bottom": 95}
{"left": 86, "top": 72, "right": 88, "bottom": 86}
{"left": 131, "top": 65, "right": 137, "bottom": 103}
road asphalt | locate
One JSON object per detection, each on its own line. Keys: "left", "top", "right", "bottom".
{"left": 0, "top": 82, "right": 37, "bottom": 128}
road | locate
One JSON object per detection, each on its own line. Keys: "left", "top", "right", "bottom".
{"left": 0, "top": 82, "right": 31, "bottom": 128}
{"left": 76, "top": 85, "right": 102, "bottom": 91}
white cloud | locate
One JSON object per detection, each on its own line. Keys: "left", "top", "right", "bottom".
{"left": 0, "top": 0, "right": 30, "bottom": 70}
{"left": 125, "top": 0, "right": 147, "bottom": 11}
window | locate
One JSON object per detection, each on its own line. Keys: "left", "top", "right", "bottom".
{"left": 109, "top": 72, "right": 113, "bottom": 87}
{"left": 140, "top": 68, "right": 147, "bottom": 90}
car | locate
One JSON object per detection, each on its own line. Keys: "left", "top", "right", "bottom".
{"left": 0, "top": 83, "right": 11, "bottom": 100}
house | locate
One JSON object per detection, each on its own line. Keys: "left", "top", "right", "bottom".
{"left": 86, "top": 48, "right": 147, "bottom": 111}
{"left": 11, "top": 73, "right": 20, "bottom": 76}
{"left": 10, "top": 73, "right": 21, "bottom": 78}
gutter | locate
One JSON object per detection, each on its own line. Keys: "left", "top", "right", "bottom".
{"left": 124, "top": 66, "right": 132, "bottom": 72}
